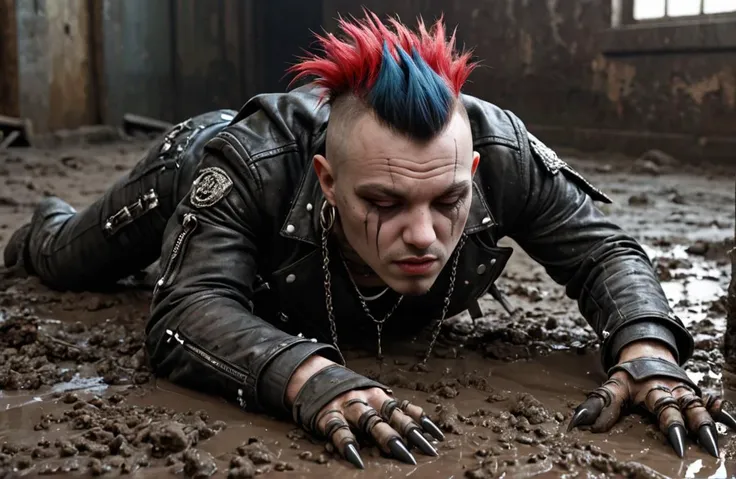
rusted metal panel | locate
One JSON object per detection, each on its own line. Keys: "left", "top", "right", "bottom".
{"left": 101, "top": 0, "right": 175, "bottom": 124}
{"left": 14, "top": 0, "right": 96, "bottom": 133}
{"left": 173, "top": 0, "right": 245, "bottom": 119}
{"left": 0, "top": 0, "right": 19, "bottom": 117}
{"left": 46, "top": 0, "right": 95, "bottom": 131}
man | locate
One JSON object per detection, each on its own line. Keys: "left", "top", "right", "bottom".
{"left": 3, "top": 11, "right": 733, "bottom": 469}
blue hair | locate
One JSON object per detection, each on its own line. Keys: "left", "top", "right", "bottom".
{"left": 367, "top": 42, "right": 454, "bottom": 140}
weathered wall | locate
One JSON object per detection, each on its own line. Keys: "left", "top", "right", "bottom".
{"left": 322, "top": 0, "right": 736, "bottom": 161}
{"left": 0, "top": 0, "right": 20, "bottom": 117}
{"left": 15, "top": 0, "right": 97, "bottom": 133}
{"left": 5, "top": 0, "right": 735, "bottom": 160}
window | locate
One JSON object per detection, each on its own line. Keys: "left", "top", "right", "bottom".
{"left": 603, "top": 0, "right": 736, "bottom": 53}
{"left": 633, "top": 0, "right": 736, "bottom": 22}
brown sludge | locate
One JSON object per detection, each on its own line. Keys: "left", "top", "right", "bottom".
{"left": 1, "top": 141, "right": 735, "bottom": 478}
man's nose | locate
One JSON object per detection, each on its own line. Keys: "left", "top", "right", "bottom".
{"left": 402, "top": 208, "right": 436, "bottom": 250}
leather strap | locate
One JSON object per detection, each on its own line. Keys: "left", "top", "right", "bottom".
{"left": 291, "top": 364, "right": 391, "bottom": 434}
{"left": 607, "top": 357, "right": 701, "bottom": 397}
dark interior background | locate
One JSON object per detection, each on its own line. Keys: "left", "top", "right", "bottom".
{"left": 1, "top": 0, "right": 734, "bottom": 162}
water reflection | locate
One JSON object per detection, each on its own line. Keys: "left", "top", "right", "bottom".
{"left": 684, "top": 458, "right": 730, "bottom": 479}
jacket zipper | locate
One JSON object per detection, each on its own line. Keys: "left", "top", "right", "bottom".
{"left": 165, "top": 328, "right": 249, "bottom": 408}
{"left": 154, "top": 213, "right": 198, "bottom": 295}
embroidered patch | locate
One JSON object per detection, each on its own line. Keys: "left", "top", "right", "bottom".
{"left": 190, "top": 167, "right": 233, "bottom": 208}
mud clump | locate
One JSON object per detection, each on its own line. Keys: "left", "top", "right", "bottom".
{"left": 509, "top": 393, "right": 551, "bottom": 425}
{"left": 0, "top": 393, "right": 231, "bottom": 477}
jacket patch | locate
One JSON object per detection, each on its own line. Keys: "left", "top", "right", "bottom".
{"left": 528, "top": 133, "right": 612, "bottom": 204}
{"left": 190, "top": 167, "right": 233, "bottom": 208}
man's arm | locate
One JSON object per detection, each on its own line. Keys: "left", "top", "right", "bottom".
{"left": 498, "top": 119, "right": 694, "bottom": 370}
{"left": 145, "top": 136, "right": 341, "bottom": 416}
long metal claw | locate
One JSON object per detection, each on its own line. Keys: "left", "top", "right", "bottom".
{"left": 667, "top": 423, "right": 686, "bottom": 458}
{"left": 387, "top": 438, "right": 417, "bottom": 465}
{"left": 343, "top": 442, "right": 365, "bottom": 469}
{"left": 566, "top": 398, "right": 603, "bottom": 432}
{"left": 713, "top": 410, "right": 736, "bottom": 431}
{"left": 420, "top": 416, "right": 445, "bottom": 442}
{"left": 407, "top": 428, "right": 438, "bottom": 456}
{"left": 698, "top": 424, "right": 719, "bottom": 458}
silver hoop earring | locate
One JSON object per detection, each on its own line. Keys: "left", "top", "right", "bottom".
{"left": 320, "top": 199, "right": 336, "bottom": 232}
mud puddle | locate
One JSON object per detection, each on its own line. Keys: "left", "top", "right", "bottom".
{"left": 2, "top": 138, "right": 736, "bottom": 477}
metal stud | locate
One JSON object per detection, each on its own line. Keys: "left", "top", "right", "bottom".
{"left": 489, "top": 259, "right": 497, "bottom": 266}
{"left": 286, "top": 224, "right": 295, "bottom": 233}
{"left": 476, "top": 264, "right": 487, "bottom": 275}
{"left": 286, "top": 274, "right": 296, "bottom": 283}
{"left": 481, "top": 217, "right": 491, "bottom": 224}
{"left": 306, "top": 203, "right": 313, "bottom": 211}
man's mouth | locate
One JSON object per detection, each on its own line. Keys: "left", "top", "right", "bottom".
{"left": 393, "top": 256, "right": 438, "bottom": 275}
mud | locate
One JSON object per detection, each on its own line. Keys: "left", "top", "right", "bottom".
{"left": 1, "top": 141, "right": 735, "bottom": 478}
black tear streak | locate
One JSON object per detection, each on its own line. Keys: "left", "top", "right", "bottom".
{"left": 375, "top": 214, "right": 383, "bottom": 259}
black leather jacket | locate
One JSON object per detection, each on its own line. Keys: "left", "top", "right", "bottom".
{"left": 145, "top": 85, "right": 693, "bottom": 418}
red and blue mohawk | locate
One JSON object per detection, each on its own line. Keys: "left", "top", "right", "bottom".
{"left": 288, "top": 10, "right": 477, "bottom": 140}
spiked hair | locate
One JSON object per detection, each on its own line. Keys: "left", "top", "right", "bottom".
{"left": 288, "top": 10, "right": 477, "bottom": 140}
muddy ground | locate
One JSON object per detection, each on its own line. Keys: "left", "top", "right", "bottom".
{"left": 0, "top": 136, "right": 735, "bottom": 478}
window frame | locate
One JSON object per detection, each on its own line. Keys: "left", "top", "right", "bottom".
{"left": 602, "top": 0, "right": 736, "bottom": 54}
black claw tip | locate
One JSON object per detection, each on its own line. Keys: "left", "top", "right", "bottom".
{"left": 388, "top": 438, "right": 417, "bottom": 465}
{"left": 344, "top": 443, "right": 365, "bottom": 469}
{"left": 714, "top": 410, "right": 736, "bottom": 432}
{"left": 698, "top": 424, "right": 719, "bottom": 458}
{"left": 667, "top": 423, "right": 686, "bottom": 458}
{"left": 407, "top": 428, "right": 438, "bottom": 457}
{"left": 420, "top": 416, "right": 445, "bottom": 442}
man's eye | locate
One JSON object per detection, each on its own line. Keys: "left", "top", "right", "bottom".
{"left": 436, "top": 196, "right": 461, "bottom": 207}
{"left": 367, "top": 199, "right": 397, "bottom": 209}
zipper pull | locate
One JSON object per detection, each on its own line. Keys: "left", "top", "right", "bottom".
{"left": 165, "top": 329, "right": 174, "bottom": 343}
{"left": 173, "top": 332, "right": 185, "bottom": 345}
{"left": 237, "top": 389, "right": 246, "bottom": 409}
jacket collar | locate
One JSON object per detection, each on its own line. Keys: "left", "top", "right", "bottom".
{"left": 279, "top": 163, "right": 496, "bottom": 247}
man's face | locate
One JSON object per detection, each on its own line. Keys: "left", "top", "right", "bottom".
{"left": 314, "top": 105, "right": 480, "bottom": 296}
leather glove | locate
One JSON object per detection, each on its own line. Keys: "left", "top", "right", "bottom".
{"left": 567, "top": 356, "right": 735, "bottom": 458}
{"left": 291, "top": 364, "right": 444, "bottom": 468}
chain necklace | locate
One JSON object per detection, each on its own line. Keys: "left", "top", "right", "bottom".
{"left": 320, "top": 200, "right": 466, "bottom": 365}
{"left": 342, "top": 257, "right": 403, "bottom": 359}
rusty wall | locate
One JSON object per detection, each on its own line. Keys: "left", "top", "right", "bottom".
{"left": 0, "top": 0, "right": 19, "bottom": 117}
{"left": 322, "top": 0, "right": 736, "bottom": 162}
{"left": 15, "top": 0, "right": 96, "bottom": 133}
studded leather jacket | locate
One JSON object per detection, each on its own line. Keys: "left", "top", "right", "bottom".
{"left": 145, "top": 85, "right": 694, "bottom": 418}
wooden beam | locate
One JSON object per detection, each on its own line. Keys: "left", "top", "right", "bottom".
{"left": 0, "top": 0, "right": 20, "bottom": 116}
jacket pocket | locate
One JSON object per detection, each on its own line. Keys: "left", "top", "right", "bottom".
{"left": 164, "top": 327, "right": 250, "bottom": 409}
{"left": 154, "top": 213, "right": 199, "bottom": 296}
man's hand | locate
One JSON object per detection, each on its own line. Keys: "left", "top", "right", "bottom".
{"left": 285, "top": 356, "right": 444, "bottom": 469}
{"left": 567, "top": 339, "right": 736, "bottom": 458}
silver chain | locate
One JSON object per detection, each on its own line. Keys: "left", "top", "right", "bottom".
{"left": 343, "top": 261, "right": 403, "bottom": 359}
{"left": 421, "top": 233, "right": 466, "bottom": 364}
{"left": 320, "top": 200, "right": 466, "bottom": 365}
{"left": 321, "top": 219, "right": 346, "bottom": 365}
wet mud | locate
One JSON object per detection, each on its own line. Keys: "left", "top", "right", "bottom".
{"left": 1, "top": 141, "right": 735, "bottom": 478}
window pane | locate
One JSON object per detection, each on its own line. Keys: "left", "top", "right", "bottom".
{"left": 634, "top": 0, "right": 666, "bottom": 19}
{"left": 703, "top": 0, "right": 736, "bottom": 13}
{"left": 668, "top": 0, "right": 701, "bottom": 16}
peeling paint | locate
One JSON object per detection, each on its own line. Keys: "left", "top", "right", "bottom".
{"left": 591, "top": 54, "right": 636, "bottom": 115}
{"left": 545, "top": 0, "right": 566, "bottom": 47}
{"left": 672, "top": 70, "right": 736, "bottom": 109}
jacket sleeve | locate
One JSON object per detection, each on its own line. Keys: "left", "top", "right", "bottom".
{"left": 499, "top": 117, "right": 694, "bottom": 370}
{"left": 145, "top": 134, "right": 341, "bottom": 417}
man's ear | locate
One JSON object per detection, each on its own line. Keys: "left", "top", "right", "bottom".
{"left": 471, "top": 151, "right": 480, "bottom": 176}
{"left": 313, "top": 154, "right": 337, "bottom": 205}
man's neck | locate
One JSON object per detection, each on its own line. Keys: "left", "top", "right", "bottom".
{"left": 333, "top": 223, "right": 387, "bottom": 288}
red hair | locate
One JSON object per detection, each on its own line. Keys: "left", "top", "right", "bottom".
{"left": 288, "top": 10, "right": 477, "bottom": 100}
